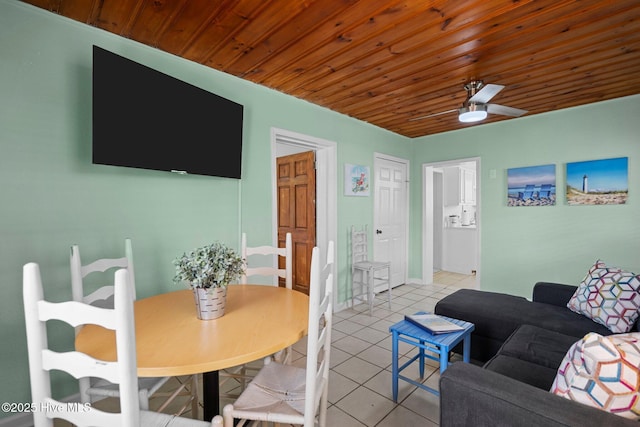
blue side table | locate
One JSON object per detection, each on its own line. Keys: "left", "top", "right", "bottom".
{"left": 389, "top": 313, "right": 474, "bottom": 400}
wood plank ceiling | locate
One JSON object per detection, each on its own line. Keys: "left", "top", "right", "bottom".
{"left": 22, "top": 0, "right": 640, "bottom": 138}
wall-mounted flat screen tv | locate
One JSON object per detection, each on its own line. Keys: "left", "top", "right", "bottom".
{"left": 92, "top": 45, "right": 243, "bottom": 179}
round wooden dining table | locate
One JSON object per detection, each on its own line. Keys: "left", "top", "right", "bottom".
{"left": 75, "top": 285, "right": 309, "bottom": 421}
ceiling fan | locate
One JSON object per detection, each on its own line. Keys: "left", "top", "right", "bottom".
{"left": 410, "top": 80, "right": 527, "bottom": 123}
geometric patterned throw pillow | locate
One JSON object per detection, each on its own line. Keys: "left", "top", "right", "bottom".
{"left": 567, "top": 260, "right": 640, "bottom": 333}
{"left": 550, "top": 332, "right": 640, "bottom": 419}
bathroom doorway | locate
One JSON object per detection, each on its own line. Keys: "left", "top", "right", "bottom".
{"left": 423, "top": 157, "right": 480, "bottom": 287}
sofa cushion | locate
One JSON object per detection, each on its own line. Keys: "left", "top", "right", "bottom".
{"left": 498, "top": 325, "right": 577, "bottom": 369}
{"left": 440, "top": 362, "right": 640, "bottom": 427}
{"left": 567, "top": 259, "right": 640, "bottom": 333}
{"left": 484, "top": 354, "right": 558, "bottom": 390}
{"left": 435, "top": 290, "right": 530, "bottom": 361}
{"left": 435, "top": 288, "right": 614, "bottom": 362}
{"left": 550, "top": 332, "right": 640, "bottom": 420}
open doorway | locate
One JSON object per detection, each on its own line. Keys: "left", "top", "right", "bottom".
{"left": 422, "top": 157, "right": 480, "bottom": 288}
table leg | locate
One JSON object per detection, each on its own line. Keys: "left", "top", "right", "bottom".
{"left": 202, "top": 370, "right": 220, "bottom": 421}
{"left": 419, "top": 339, "right": 425, "bottom": 379}
{"left": 463, "top": 334, "right": 471, "bottom": 363}
{"left": 391, "top": 331, "right": 399, "bottom": 402}
{"left": 368, "top": 269, "right": 374, "bottom": 316}
{"left": 439, "top": 345, "right": 449, "bottom": 375}
{"left": 386, "top": 265, "right": 392, "bottom": 309}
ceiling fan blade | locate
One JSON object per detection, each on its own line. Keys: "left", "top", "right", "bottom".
{"left": 408, "top": 109, "right": 457, "bottom": 121}
{"left": 487, "top": 103, "right": 527, "bottom": 117}
{"left": 469, "top": 84, "right": 504, "bottom": 103}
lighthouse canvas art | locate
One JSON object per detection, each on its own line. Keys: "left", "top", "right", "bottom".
{"left": 566, "top": 157, "right": 628, "bottom": 205}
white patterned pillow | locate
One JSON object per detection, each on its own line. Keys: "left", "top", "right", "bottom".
{"left": 567, "top": 260, "right": 640, "bottom": 333}
{"left": 550, "top": 332, "right": 640, "bottom": 419}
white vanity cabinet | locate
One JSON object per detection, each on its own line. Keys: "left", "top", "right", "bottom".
{"left": 444, "top": 166, "right": 476, "bottom": 206}
{"left": 442, "top": 227, "right": 477, "bottom": 275}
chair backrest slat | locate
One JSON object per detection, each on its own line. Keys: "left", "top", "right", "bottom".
{"left": 41, "top": 349, "right": 120, "bottom": 383}
{"left": 242, "top": 266, "right": 284, "bottom": 279}
{"left": 38, "top": 300, "right": 116, "bottom": 329}
{"left": 245, "top": 245, "right": 285, "bottom": 257}
{"left": 82, "top": 285, "right": 115, "bottom": 305}
{"left": 81, "top": 256, "right": 128, "bottom": 276}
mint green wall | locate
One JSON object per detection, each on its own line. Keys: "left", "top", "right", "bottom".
{"left": 411, "top": 95, "right": 640, "bottom": 296}
{"left": 0, "top": 0, "right": 409, "bottom": 413}
{"left": 3, "top": 0, "right": 638, "bottom": 415}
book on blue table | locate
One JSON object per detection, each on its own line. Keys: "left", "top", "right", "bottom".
{"left": 405, "top": 313, "right": 464, "bottom": 334}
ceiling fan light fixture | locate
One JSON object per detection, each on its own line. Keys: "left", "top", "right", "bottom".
{"left": 458, "top": 103, "right": 488, "bottom": 123}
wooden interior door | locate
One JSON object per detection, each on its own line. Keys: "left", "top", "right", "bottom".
{"left": 277, "top": 151, "right": 316, "bottom": 295}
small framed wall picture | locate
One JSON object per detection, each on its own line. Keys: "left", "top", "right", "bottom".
{"left": 345, "top": 163, "right": 370, "bottom": 196}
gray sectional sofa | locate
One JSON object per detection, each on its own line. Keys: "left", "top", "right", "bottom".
{"left": 434, "top": 282, "right": 639, "bottom": 427}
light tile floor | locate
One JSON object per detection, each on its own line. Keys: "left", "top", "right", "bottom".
{"left": 316, "top": 271, "right": 477, "bottom": 427}
{"left": 55, "top": 271, "right": 476, "bottom": 426}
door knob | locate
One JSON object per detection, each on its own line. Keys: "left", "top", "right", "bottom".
{"left": 376, "top": 229, "right": 382, "bottom": 234}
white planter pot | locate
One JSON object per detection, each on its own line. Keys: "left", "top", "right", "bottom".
{"left": 193, "top": 286, "right": 227, "bottom": 320}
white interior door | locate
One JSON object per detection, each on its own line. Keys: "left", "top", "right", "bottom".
{"left": 374, "top": 154, "right": 409, "bottom": 288}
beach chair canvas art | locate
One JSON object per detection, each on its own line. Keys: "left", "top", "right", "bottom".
{"left": 507, "top": 164, "right": 556, "bottom": 207}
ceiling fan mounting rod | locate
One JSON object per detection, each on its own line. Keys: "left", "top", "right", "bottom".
{"left": 408, "top": 80, "right": 525, "bottom": 123}
{"left": 464, "top": 80, "right": 484, "bottom": 99}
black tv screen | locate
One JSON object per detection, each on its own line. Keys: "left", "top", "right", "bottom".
{"left": 92, "top": 46, "right": 243, "bottom": 179}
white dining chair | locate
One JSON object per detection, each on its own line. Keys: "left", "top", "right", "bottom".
{"left": 350, "top": 225, "right": 392, "bottom": 315}
{"left": 70, "top": 239, "right": 198, "bottom": 416}
{"left": 242, "top": 231, "right": 294, "bottom": 365}
{"left": 222, "top": 241, "right": 334, "bottom": 427}
{"left": 219, "top": 232, "right": 294, "bottom": 399}
{"left": 23, "top": 262, "right": 216, "bottom": 427}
